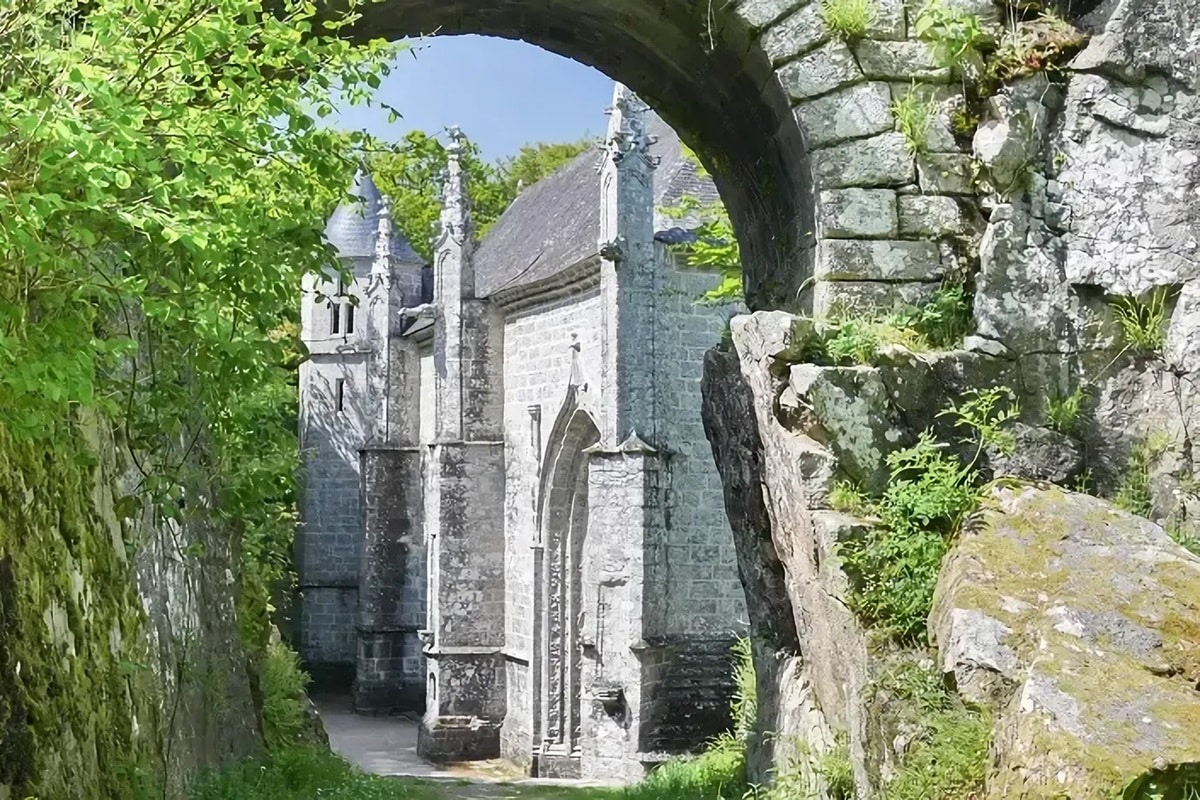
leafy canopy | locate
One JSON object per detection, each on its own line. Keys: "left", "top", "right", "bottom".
{"left": 0, "top": 0, "right": 398, "bottom": 582}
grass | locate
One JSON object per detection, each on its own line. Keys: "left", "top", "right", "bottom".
{"left": 191, "top": 746, "right": 746, "bottom": 800}
{"left": 799, "top": 282, "right": 972, "bottom": 367}
{"left": 1110, "top": 287, "right": 1174, "bottom": 354}
{"left": 892, "top": 86, "right": 933, "bottom": 155}
{"left": 1045, "top": 386, "right": 1087, "bottom": 436}
{"left": 873, "top": 662, "right": 991, "bottom": 800}
{"left": 820, "top": 0, "right": 876, "bottom": 39}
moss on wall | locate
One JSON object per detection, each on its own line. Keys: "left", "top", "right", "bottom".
{"left": 0, "top": 425, "right": 161, "bottom": 799}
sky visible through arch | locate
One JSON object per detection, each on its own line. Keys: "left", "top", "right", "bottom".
{"left": 331, "top": 34, "right": 616, "bottom": 163}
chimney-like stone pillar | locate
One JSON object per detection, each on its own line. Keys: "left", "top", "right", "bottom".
{"left": 598, "top": 85, "right": 661, "bottom": 449}
{"left": 356, "top": 192, "right": 426, "bottom": 714}
{"left": 419, "top": 128, "right": 508, "bottom": 761}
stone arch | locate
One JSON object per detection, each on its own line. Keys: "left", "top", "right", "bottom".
{"left": 341, "top": 0, "right": 845, "bottom": 311}
{"left": 532, "top": 398, "right": 601, "bottom": 775}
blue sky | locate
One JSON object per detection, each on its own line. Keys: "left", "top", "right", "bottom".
{"left": 332, "top": 35, "right": 616, "bottom": 163}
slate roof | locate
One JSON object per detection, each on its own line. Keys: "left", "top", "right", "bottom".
{"left": 325, "top": 169, "right": 423, "bottom": 264}
{"left": 474, "top": 112, "right": 719, "bottom": 298}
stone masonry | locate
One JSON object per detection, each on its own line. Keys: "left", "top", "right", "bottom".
{"left": 298, "top": 86, "right": 748, "bottom": 781}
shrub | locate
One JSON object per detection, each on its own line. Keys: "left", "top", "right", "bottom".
{"left": 259, "top": 641, "right": 313, "bottom": 754}
{"left": 820, "top": 0, "right": 877, "bottom": 39}
{"left": 839, "top": 389, "right": 1016, "bottom": 642}
{"left": 840, "top": 433, "right": 978, "bottom": 641}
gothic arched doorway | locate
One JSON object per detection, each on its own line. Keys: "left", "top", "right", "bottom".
{"left": 534, "top": 407, "right": 600, "bottom": 777}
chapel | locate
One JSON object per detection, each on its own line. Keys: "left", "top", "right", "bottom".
{"left": 295, "top": 83, "right": 745, "bottom": 781}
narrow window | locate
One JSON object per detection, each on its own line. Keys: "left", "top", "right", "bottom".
{"left": 330, "top": 302, "right": 341, "bottom": 335}
{"left": 335, "top": 379, "right": 346, "bottom": 413}
{"left": 345, "top": 301, "right": 355, "bottom": 335}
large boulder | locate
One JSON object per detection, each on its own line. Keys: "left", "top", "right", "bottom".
{"left": 931, "top": 484, "right": 1200, "bottom": 798}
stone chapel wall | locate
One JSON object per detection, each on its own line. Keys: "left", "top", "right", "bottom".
{"left": 296, "top": 264, "right": 374, "bottom": 679}
{"left": 498, "top": 286, "right": 604, "bottom": 762}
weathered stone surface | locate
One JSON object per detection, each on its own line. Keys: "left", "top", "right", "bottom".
{"left": 814, "top": 132, "right": 914, "bottom": 188}
{"left": 916, "top": 152, "right": 975, "bottom": 194}
{"left": 735, "top": 0, "right": 801, "bottom": 28}
{"left": 819, "top": 188, "right": 898, "bottom": 237}
{"left": 778, "top": 41, "right": 863, "bottom": 101}
{"left": 931, "top": 485, "right": 1200, "bottom": 798}
{"left": 709, "top": 311, "right": 879, "bottom": 795}
{"left": 855, "top": 40, "right": 949, "bottom": 81}
{"left": 789, "top": 364, "right": 906, "bottom": 492}
{"left": 898, "top": 194, "right": 964, "bottom": 236}
{"left": 973, "top": 75, "right": 1057, "bottom": 194}
{"left": 813, "top": 279, "right": 935, "bottom": 312}
{"left": 760, "top": 4, "right": 826, "bottom": 63}
{"left": 796, "top": 82, "right": 896, "bottom": 148}
{"left": 817, "top": 239, "right": 941, "bottom": 281}
{"left": 983, "top": 422, "right": 1083, "bottom": 484}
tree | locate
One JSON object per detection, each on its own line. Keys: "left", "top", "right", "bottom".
{"left": 659, "top": 145, "right": 743, "bottom": 304}
{"left": 498, "top": 138, "right": 595, "bottom": 196}
{"left": 0, "top": 0, "right": 396, "bottom": 627}
{"left": 368, "top": 134, "right": 595, "bottom": 262}
{"left": 367, "top": 131, "right": 513, "bottom": 262}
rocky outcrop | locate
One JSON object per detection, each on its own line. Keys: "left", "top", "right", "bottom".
{"left": 932, "top": 484, "right": 1200, "bottom": 797}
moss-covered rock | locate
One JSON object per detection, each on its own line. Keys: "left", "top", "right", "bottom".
{"left": 931, "top": 484, "right": 1200, "bottom": 799}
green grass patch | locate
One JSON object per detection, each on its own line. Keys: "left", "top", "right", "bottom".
{"left": 874, "top": 662, "right": 991, "bottom": 800}
{"left": 820, "top": 0, "right": 876, "bottom": 39}
{"left": 798, "top": 283, "right": 972, "bottom": 367}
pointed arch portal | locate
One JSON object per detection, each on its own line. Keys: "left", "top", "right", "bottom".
{"left": 533, "top": 403, "right": 601, "bottom": 776}
{"left": 340, "top": 0, "right": 819, "bottom": 311}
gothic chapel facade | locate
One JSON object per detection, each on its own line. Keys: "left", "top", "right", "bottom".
{"left": 296, "top": 84, "right": 745, "bottom": 781}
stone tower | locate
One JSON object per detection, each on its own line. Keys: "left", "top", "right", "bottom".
{"left": 297, "top": 169, "right": 427, "bottom": 712}
{"left": 418, "top": 128, "right": 509, "bottom": 760}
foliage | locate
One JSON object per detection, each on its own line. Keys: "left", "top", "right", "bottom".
{"left": 368, "top": 134, "right": 591, "bottom": 262}
{"left": 730, "top": 635, "right": 758, "bottom": 742}
{"left": 498, "top": 138, "right": 596, "bottom": 195}
{"left": 659, "top": 146, "right": 743, "bottom": 305}
{"left": 939, "top": 386, "right": 1021, "bottom": 462}
{"left": 914, "top": 0, "right": 989, "bottom": 69}
{"left": 829, "top": 480, "right": 871, "bottom": 516}
{"left": 259, "top": 641, "right": 313, "bottom": 755}
{"left": 988, "top": 11, "right": 1088, "bottom": 82}
{"left": 1046, "top": 386, "right": 1088, "bottom": 436}
{"left": 1110, "top": 287, "right": 1174, "bottom": 354}
{"left": 1, "top": 0, "right": 396, "bottom": 791}
{"left": 800, "top": 282, "right": 972, "bottom": 366}
{"left": 816, "top": 735, "right": 855, "bottom": 800}
{"left": 874, "top": 662, "right": 992, "bottom": 800}
{"left": 820, "top": 0, "right": 877, "bottom": 39}
{"left": 840, "top": 390, "right": 1017, "bottom": 641}
{"left": 1113, "top": 431, "right": 1172, "bottom": 518}
{"left": 892, "top": 86, "right": 933, "bottom": 155}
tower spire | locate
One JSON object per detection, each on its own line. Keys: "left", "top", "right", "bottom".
{"left": 438, "top": 126, "right": 472, "bottom": 245}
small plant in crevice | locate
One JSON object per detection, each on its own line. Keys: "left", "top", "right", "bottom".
{"left": 838, "top": 388, "right": 1016, "bottom": 642}
{"left": 821, "top": 0, "right": 877, "bottom": 39}
{"left": 1113, "top": 431, "right": 1172, "bottom": 519}
{"left": 799, "top": 282, "right": 974, "bottom": 367}
{"left": 987, "top": 9, "right": 1088, "bottom": 83}
{"left": 1045, "top": 385, "right": 1088, "bottom": 435}
{"left": 914, "top": 0, "right": 989, "bottom": 70}
{"left": 1110, "top": 286, "right": 1175, "bottom": 355}
{"left": 892, "top": 85, "right": 934, "bottom": 155}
